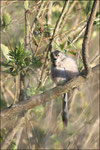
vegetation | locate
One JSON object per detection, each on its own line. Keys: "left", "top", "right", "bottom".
{"left": 0, "top": 0, "right": 99, "bottom": 149}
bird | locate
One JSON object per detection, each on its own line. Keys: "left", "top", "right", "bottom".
{"left": 50, "top": 50, "right": 79, "bottom": 126}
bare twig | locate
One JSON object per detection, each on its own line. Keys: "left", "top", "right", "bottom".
{"left": 90, "top": 50, "right": 99, "bottom": 65}
{"left": 1, "top": 86, "right": 9, "bottom": 107}
{"left": 25, "top": 10, "right": 29, "bottom": 50}
{"left": 66, "top": 37, "right": 82, "bottom": 62}
{"left": 60, "top": 1, "right": 77, "bottom": 30}
{"left": 2, "top": 74, "right": 11, "bottom": 83}
{"left": 72, "top": 2, "right": 81, "bottom": 27}
{"left": 1, "top": 109, "right": 32, "bottom": 149}
{"left": 46, "top": 1, "right": 53, "bottom": 31}
{"left": 31, "top": 1, "right": 46, "bottom": 33}
{"left": 37, "top": 44, "right": 50, "bottom": 88}
{"left": 82, "top": 0, "right": 99, "bottom": 75}
{"left": 34, "top": 2, "right": 49, "bottom": 56}
{"left": 38, "top": 19, "right": 86, "bottom": 49}
{"left": 69, "top": 88, "right": 79, "bottom": 114}
{"left": 25, "top": 116, "right": 32, "bottom": 149}
{"left": 1, "top": 1, "right": 16, "bottom": 9}
{"left": 83, "top": 119, "right": 99, "bottom": 148}
{"left": 52, "top": 0, "right": 69, "bottom": 38}
{"left": 29, "top": 1, "right": 47, "bottom": 54}
{"left": 1, "top": 81, "right": 14, "bottom": 100}
{"left": 14, "top": 127, "right": 23, "bottom": 149}
{"left": 72, "top": 25, "right": 86, "bottom": 44}
{"left": 1, "top": 117, "right": 24, "bottom": 150}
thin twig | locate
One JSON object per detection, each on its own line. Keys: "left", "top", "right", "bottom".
{"left": 90, "top": 53, "right": 100, "bottom": 65}
{"left": 34, "top": 2, "right": 49, "bottom": 56}
{"left": 2, "top": 74, "right": 11, "bottom": 83}
{"left": 1, "top": 1, "right": 16, "bottom": 9}
{"left": 37, "top": 44, "right": 50, "bottom": 88}
{"left": 29, "top": 1, "right": 47, "bottom": 54}
{"left": 83, "top": 119, "right": 99, "bottom": 148}
{"left": 40, "top": 19, "right": 87, "bottom": 45}
{"left": 31, "top": 1, "right": 46, "bottom": 33}
{"left": 46, "top": 1, "right": 53, "bottom": 31}
{"left": 1, "top": 117, "right": 24, "bottom": 150}
{"left": 1, "top": 86, "right": 9, "bottom": 107}
{"left": 25, "top": 116, "right": 32, "bottom": 149}
{"left": 60, "top": 1, "right": 77, "bottom": 30}
{"left": 72, "top": 25, "right": 86, "bottom": 44}
{"left": 52, "top": 0, "right": 69, "bottom": 38}
{"left": 72, "top": 2, "right": 81, "bottom": 27}
{"left": 14, "top": 127, "right": 23, "bottom": 149}
{"left": 1, "top": 81, "right": 14, "bottom": 100}
{"left": 25, "top": 10, "right": 29, "bottom": 50}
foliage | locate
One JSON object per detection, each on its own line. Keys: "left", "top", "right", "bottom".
{"left": 1, "top": 42, "right": 42, "bottom": 76}
{"left": 1, "top": 42, "right": 29, "bottom": 76}
{"left": 11, "top": 141, "right": 17, "bottom": 150}
{"left": 24, "top": 1, "right": 29, "bottom": 10}
{"left": 94, "top": 11, "right": 100, "bottom": 29}
{"left": 26, "top": 84, "right": 43, "bottom": 98}
{"left": 3, "top": 13, "right": 11, "bottom": 27}
{"left": 0, "top": 129, "right": 8, "bottom": 143}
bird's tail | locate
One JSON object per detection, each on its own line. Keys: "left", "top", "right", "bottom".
{"left": 62, "top": 93, "right": 68, "bottom": 126}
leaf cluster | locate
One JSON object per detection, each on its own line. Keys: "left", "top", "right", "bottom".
{"left": 2, "top": 42, "right": 31, "bottom": 76}
{"left": 1, "top": 42, "right": 42, "bottom": 76}
{"left": 0, "top": 13, "right": 11, "bottom": 31}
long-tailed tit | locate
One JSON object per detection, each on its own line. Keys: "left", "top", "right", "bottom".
{"left": 51, "top": 50, "right": 79, "bottom": 125}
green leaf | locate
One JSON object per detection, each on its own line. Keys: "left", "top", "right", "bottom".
{"left": 59, "top": 42, "right": 66, "bottom": 50}
{"left": 96, "top": 11, "right": 100, "bottom": 17}
{"left": 24, "top": 1, "right": 29, "bottom": 10}
{"left": 67, "top": 37, "right": 72, "bottom": 49}
{"left": 11, "top": 141, "right": 17, "bottom": 150}
{"left": 37, "top": 24, "right": 41, "bottom": 31}
{"left": 54, "top": 42, "right": 62, "bottom": 51}
{"left": 1, "top": 42, "right": 33, "bottom": 76}
{"left": 3, "top": 13, "right": 11, "bottom": 27}
{"left": 32, "top": 58, "right": 42, "bottom": 68}
{"left": 94, "top": 11, "right": 100, "bottom": 29}
{"left": 1, "top": 44, "right": 11, "bottom": 60}
{"left": 78, "top": 59, "right": 83, "bottom": 70}
{"left": 68, "top": 51, "right": 76, "bottom": 56}
{"left": 0, "top": 62, "right": 11, "bottom": 67}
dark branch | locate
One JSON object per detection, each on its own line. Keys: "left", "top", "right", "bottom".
{"left": 82, "top": 0, "right": 99, "bottom": 75}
